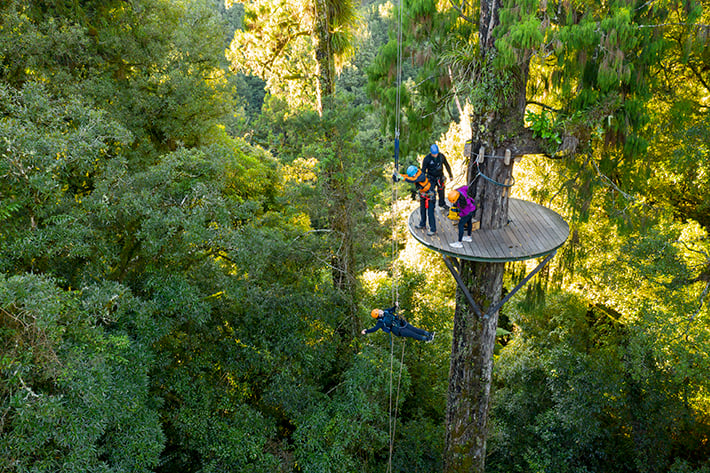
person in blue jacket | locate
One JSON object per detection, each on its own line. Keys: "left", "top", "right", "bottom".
{"left": 361, "top": 303, "right": 435, "bottom": 342}
{"left": 393, "top": 165, "right": 437, "bottom": 236}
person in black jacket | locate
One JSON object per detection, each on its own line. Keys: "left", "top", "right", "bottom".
{"left": 361, "top": 303, "right": 435, "bottom": 342}
{"left": 421, "top": 144, "right": 453, "bottom": 210}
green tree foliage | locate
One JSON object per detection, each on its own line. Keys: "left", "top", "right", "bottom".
{"left": 1, "top": 1, "right": 452, "bottom": 470}
{"left": 0, "top": 74, "right": 290, "bottom": 471}
{"left": 228, "top": 0, "right": 360, "bottom": 112}
{"left": 367, "top": 0, "right": 465, "bottom": 159}
{"left": 490, "top": 288, "right": 710, "bottom": 473}
{"left": 0, "top": 0, "right": 236, "bottom": 156}
{"left": 248, "top": 95, "right": 389, "bottom": 338}
{"left": 0, "top": 274, "right": 164, "bottom": 473}
{"left": 0, "top": 82, "right": 132, "bottom": 282}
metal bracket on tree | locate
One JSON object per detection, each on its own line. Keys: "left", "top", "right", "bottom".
{"left": 441, "top": 255, "right": 484, "bottom": 318}
{"left": 441, "top": 250, "right": 557, "bottom": 319}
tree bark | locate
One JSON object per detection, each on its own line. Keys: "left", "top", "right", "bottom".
{"left": 313, "top": 0, "right": 359, "bottom": 338}
{"left": 328, "top": 176, "right": 360, "bottom": 339}
{"left": 444, "top": 146, "right": 513, "bottom": 473}
{"left": 442, "top": 0, "right": 535, "bottom": 467}
{"left": 313, "top": 0, "right": 335, "bottom": 116}
{"left": 444, "top": 259, "right": 505, "bottom": 472}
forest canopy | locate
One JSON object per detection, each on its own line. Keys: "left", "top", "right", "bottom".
{"left": 0, "top": 0, "right": 709, "bottom": 472}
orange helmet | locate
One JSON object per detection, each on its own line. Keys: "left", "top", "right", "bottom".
{"left": 447, "top": 190, "right": 460, "bottom": 203}
{"left": 370, "top": 309, "right": 381, "bottom": 318}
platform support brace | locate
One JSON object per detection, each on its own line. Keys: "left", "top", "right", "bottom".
{"left": 442, "top": 250, "right": 557, "bottom": 319}
{"left": 442, "top": 255, "right": 484, "bottom": 319}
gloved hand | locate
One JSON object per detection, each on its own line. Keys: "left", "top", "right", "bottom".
{"left": 392, "top": 172, "right": 400, "bottom": 183}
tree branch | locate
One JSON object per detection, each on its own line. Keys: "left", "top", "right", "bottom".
{"left": 448, "top": 0, "right": 475, "bottom": 24}
{"left": 548, "top": 156, "right": 589, "bottom": 206}
{"left": 637, "top": 23, "right": 710, "bottom": 28}
{"left": 590, "top": 158, "right": 643, "bottom": 204}
{"left": 527, "top": 100, "right": 561, "bottom": 113}
{"left": 686, "top": 61, "right": 710, "bottom": 96}
{"left": 682, "top": 280, "right": 710, "bottom": 342}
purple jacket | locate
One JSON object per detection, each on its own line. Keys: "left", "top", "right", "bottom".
{"left": 456, "top": 186, "right": 476, "bottom": 217}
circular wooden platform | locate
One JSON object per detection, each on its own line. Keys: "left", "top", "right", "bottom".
{"left": 407, "top": 198, "right": 569, "bottom": 262}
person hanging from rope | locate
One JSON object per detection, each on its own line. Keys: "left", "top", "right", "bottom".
{"left": 421, "top": 144, "right": 453, "bottom": 212}
{"left": 361, "top": 302, "right": 435, "bottom": 342}
{"left": 393, "top": 165, "right": 437, "bottom": 236}
{"left": 447, "top": 186, "right": 477, "bottom": 249}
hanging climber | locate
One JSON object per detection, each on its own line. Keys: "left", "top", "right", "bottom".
{"left": 393, "top": 165, "right": 437, "bottom": 236}
{"left": 361, "top": 303, "right": 435, "bottom": 342}
{"left": 422, "top": 144, "right": 453, "bottom": 211}
{"left": 447, "top": 186, "right": 477, "bottom": 248}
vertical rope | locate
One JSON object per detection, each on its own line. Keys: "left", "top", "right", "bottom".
{"left": 394, "top": 0, "right": 403, "bottom": 142}
{"left": 391, "top": 339, "right": 406, "bottom": 463}
{"left": 391, "top": 0, "right": 404, "bottom": 309}
{"left": 387, "top": 335, "right": 395, "bottom": 473}
{"left": 387, "top": 337, "right": 407, "bottom": 473}
{"left": 388, "top": 3, "right": 406, "bottom": 472}
{"left": 391, "top": 169, "right": 398, "bottom": 306}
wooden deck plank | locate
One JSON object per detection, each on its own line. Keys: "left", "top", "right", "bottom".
{"left": 506, "top": 200, "right": 535, "bottom": 255}
{"left": 407, "top": 198, "right": 569, "bottom": 262}
{"left": 526, "top": 200, "right": 568, "bottom": 242}
{"left": 512, "top": 200, "right": 558, "bottom": 253}
{"left": 499, "top": 225, "right": 523, "bottom": 260}
{"left": 510, "top": 200, "right": 547, "bottom": 252}
{"left": 489, "top": 229, "right": 511, "bottom": 259}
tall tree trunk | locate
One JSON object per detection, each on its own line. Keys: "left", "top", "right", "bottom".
{"left": 444, "top": 261, "right": 505, "bottom": 471}
{"left": 328, "top": 173, "right": 359, "bottom": 339}
{"left": 313, "top": 0, "right": 335, "bottom": 116}
{"left": 444, "top": 143, "right": 513, "bottom": 473}
{"left": 313, "top": 1, "right": 359, "bottom": 338}
{"left": 443, "top": 0, "right": 528, "bottom": 463}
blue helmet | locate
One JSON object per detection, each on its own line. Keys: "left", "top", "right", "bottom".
{"left": 406, "top": 165, "right": 418, "bottom": 177}
{"left": 430, "top": 144, "right": 439, "bottom": 155}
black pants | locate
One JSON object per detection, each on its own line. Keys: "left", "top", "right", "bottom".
{"left": 418, "top": 193, "right": 436, "bottom": 232}
{"left": 458, "top": 213, "right": 473, "bottom": 241}
{"left": 393, "top": 323, "right": 431, "bottom": 341}
{"left": 428, "top": 175, "right": 447, "bottom": 207}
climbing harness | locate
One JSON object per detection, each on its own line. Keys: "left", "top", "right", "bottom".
{"left": 422, "top": 190, "right": 434, "bottom": 209}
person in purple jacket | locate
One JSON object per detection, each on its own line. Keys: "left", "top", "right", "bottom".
{"left": 447, "top": 186, "right": 476, "bottom": 248}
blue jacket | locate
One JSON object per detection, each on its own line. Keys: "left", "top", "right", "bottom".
{"left": 364, "top": 306, "right": 404, "bottom": 335}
